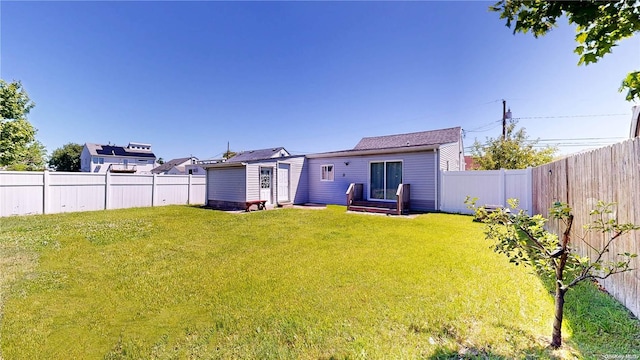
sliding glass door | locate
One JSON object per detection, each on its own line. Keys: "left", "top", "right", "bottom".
{"left": 370, "top": 161, "right": 402, "bottom": 200}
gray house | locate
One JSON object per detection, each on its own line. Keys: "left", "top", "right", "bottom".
{"left": 201, "top": 127, "right": 464, "bottom": 213}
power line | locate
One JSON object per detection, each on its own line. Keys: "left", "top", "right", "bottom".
{"left": 463, "top": 120, "right": 502, "bottom": 133}
{"left": 513, "top": 113, "right": 628, "bottom": 120}
{"left": 465, "top": 136, "right": 625, "bottom": 149}
{"left": 536, "top": 137, "right": 624, "bottom": 142}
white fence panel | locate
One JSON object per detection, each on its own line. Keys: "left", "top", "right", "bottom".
{"left": 189, "top": 176, "right": 206, "bottom": 205}
{"left": 0, "top": 172, "right": 206, "bottom": 217}
{"left": 48, "top": 173, "right": 106, "bottom": 213}
{"left": 440, "top": 169, "right": 532, "bottom": 215}
{"left": 155, "top": 175, "right": 190, "bottom": 206}
{"left": 109, "top": 174, "right": 154, "bottom": 210}
{"left": 0, "top": 172, "right": 44, "bottom": 216}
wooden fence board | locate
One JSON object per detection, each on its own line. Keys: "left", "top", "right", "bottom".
{"left": 532, "top": 138, "right": 640, "bottom": 318}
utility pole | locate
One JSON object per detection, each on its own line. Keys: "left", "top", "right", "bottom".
{"left": 502, "top": 100, "right": 512, "bottom": 141}
{"left": 502, "top": 99, "right": 507, "bottom": 141}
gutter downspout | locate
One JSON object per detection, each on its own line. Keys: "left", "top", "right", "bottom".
{"left": 434, "top": 148, "right": 439, "bottom": 211}
{"left": 204, "top": 168, "right": 209, "bottom": 207}
{"left": 275, "top": 161, "right": 280, "bottom": 207}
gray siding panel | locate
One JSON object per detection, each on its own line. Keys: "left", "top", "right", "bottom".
{"left": 207, "top": 167, "right": 246, "bottom": 202}
{"left": 288, "top": 157, "right": 309, "bottom": 204}
{"left": 439, "top": 142, "right": 463, "bottom": 171}
{"left": 245, "top": 163, "right": 262, "bottom": 201}
{"left": 234, "top": 157, "right": 308, "bottom": 205}
{"left": 308, "top": 151, "right": 437, "bottom": 210}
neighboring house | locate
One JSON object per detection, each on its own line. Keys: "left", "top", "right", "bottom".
{"left": 80, "top": 142, "right": 157, "bottom": 174}
{"left": 464, "top": 155, "right": 478, "bottom": 170}
{"left": 151, "top": 156, "right": 204, "bottom": 175}
{"left": 201, "top": 127, "right": 464, "bottom": 213}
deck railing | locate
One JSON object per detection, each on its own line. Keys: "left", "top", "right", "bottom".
{"left": 109, "top": 164, "right": 137, "bottom": 173}
{"left": 346, "top": 183, "right": 364, "bottom": 206}
{"left": 396, "top": 183, "right": 410, "bottom": 215}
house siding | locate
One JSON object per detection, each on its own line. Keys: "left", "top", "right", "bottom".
{"left": 439, "top": 141, "right": 463, "bottom": 171}
{"left": 207, "top": 167, "right": 246, "bottom": 203}
{"left": 246, "top": 163, "right": 267, "bottom": 202}
{"left": 308, "top": 151, "right": 437, "bottom": 211}
{"left": 80, "top": 147, "right": 92, "bottom": 172}
{"left": 288, "top": 157, "right": 309, "bottom": 204}
{"left": 245, "top": 156, "right": 308, "bottom": 206}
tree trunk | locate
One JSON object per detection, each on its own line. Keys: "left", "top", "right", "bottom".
{"left": 551, "top": 285, "right": 566, "bottom": 348}
{"left": 551, "top": 214, "right": 572, "bottom": 348}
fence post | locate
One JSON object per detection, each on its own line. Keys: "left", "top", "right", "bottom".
{"left": 105, "top": 172, "right": 111, "bottom": 210}
{"left": 499, "top": 168, "right": 506, "bottom": 207}
{"left": 526, "top": 167, "right": 533, "bottom": 214}
{"left": 43, "top": 171, "right": 50, "bottom": 214}
{"left": 439, "top": 171, "right": 445, "bottom": 212}
{"left": 187, "top": 174, "right": 192, "bottom": 205}
{"left": 152, "top": 174, "right": 157, "bottom": 207}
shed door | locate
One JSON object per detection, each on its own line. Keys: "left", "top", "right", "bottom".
{"left": 260, "top": 168, "right": 272, "bottom": 205}
{"left": 278, "top": 163, "right": 290, "bottom": 202}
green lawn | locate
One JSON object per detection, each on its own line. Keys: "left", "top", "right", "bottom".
{"left": 0, "top": 205, "right": 638, "bottom": 359}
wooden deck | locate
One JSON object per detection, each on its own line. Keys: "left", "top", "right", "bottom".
{"left": 346, "top": 183, "right": 410, "bottom": 215}
{"left": 347, "top": 200, "right": 402, "bottom": 215}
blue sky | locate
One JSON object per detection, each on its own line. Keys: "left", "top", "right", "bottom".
{"left": 2, "top": 1, "right": 638, "bottom": 161}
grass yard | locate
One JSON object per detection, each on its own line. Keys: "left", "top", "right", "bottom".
{"left": 0, "top": 205, "right": 638, "bottom": 359}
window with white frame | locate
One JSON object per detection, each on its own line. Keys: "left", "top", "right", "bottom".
{"left": 321, "top": 164, "right": 334, "bottom": 181}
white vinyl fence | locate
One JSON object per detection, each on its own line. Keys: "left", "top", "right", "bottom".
{"left": 0, "top": 171, "right": 206, "bottom": 217}
{"left": 440, "top": 168, "right": 533, "bottom": 214}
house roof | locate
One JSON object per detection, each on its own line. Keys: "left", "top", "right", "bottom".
{"left": 85, "top": 143, "right": 156, "bottom": 158}
{"left": 226, "top": 147, "right": 289, "bottom": 163}
{"left": 151, "top": 157, "right": 195, "bottom": 174}
{"left": 353, "top": 126, "right": 462, "bottom": 150}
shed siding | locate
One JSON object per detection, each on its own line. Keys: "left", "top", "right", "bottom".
{"left": 245, "top": 157, "right": 308, "bottom": 205}
{"left": 282, "top": 157, "right": 308, "bottom": 204}
{"left": 308, "top": 151, "right": 437, "bottom": 210}
{"left": 290, "top": 157, "right": 309, "bottom": 204}
{"left": 439, "top": 142, "right": 463, "bottom": 171}
{"left": 246, "top": 163, "right": 267, "bottom": 202}
{"left": 207, "top": 167, "right": 246, "bottom": 202}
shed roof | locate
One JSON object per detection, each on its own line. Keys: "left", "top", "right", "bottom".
{"left": 353, "top": 126, "right": 461, "bottom": 150}
{"left": 226, "top": 147, "right": 289, "bottom": 163}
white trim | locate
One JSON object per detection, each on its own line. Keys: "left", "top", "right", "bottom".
{"left": 320, "top": 164, "right": 335, "bottom": 182}
{"left": 259, "top": 166, "right": 273, "bottom": 205}
{"left": 434, "top": 149, "right": 439, "bottom": 210}
{"left": 367, "top": 159, "right": 404, "bottom": 202}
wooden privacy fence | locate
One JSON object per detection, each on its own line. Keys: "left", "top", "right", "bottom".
{"left": 0, "top": 171, "right": 206, "bottom": 217}
{"left": 440, "top": 169, "right": 533, "bottom": 215}
{"left": 533, "top": 138, "right": 640, "bottom": 318}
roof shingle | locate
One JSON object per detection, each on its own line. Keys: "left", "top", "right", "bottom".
{"left": 226, "top": 147, "right": 289, "bottom": 162}
{"left": 353, "top": 127, "right": 461, "bottom": 150}
{"left": 151, "top": 157, "right": 195, "bottom": 174}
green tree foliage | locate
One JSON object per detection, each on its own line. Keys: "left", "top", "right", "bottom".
{"left": 223, "top": 149, "right": 237, "bottom": 159}
{"left": 491, "top": 0, "right": 640, "bottom": 101}
{"left": 471, "top": 120, "right": 556, "bottom": 170}
{"left": 49, "top": 143, "right": 83, "bottom": 172}
{"left": 466, "top": 197, "right": 639, "bottom": 349}
{"left": 6, "top": 141, "right": 47, "bottom": 171}
{"left": 0, "top": 79, "right": 46, "bottom": 169}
